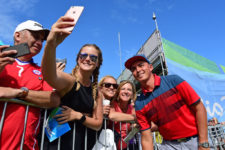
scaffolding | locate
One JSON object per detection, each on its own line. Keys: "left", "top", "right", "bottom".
{"left": 117, "top": 29, "right": 167, "bottom": 93}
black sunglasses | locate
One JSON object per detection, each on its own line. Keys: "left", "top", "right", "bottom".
{"left": 79, "top": 53, "right": 98, "bottom": 63}
{"left": 103, "top": 83, "right": 118, "bottom": 89}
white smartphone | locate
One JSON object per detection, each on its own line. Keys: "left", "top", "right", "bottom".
{"left": 64, "top": 6, "right": 84, "bottom": 32}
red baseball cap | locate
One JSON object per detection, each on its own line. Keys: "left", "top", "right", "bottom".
{"left": 125, "top": 54, "right": 150, "bottom": 70}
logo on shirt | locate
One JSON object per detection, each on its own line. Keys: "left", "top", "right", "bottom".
{"left": 33, "top": 70, "right": 41, "bottom": 75}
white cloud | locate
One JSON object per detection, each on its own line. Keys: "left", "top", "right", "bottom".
{"left": 0, "top": 0, "right": 38, "bottom": 43}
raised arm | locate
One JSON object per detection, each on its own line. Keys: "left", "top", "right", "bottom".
{"left": 41, "top": 16, "right": 75, "bottom": 91}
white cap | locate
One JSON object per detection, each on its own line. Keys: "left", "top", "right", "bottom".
{"left": 14, "top": 20, "right": 49, "bottom": 40}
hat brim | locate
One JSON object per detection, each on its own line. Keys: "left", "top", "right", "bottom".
{"left": 125, "top": 55, "right": 150, "bottom": 70}
{"left": 29, "top": 29, "right": 49, "bottom": 40}
{"left": 15, "top": 29, "right": 50, "bottom": 41}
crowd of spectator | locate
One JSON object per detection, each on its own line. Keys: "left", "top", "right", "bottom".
{"left": 0, "top": 14, "right": 221, "bottom": 150}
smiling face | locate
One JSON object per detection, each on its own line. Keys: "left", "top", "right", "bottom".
{"left": 118, "top": 83, "right": 133, "bottom": 103}
{"left": 130, "top": 60, "right": 153, "bottom": 83}
{"left": 113, "top": 80, "right": 136, "bottom": 105}
{"left": 14, "top": 30, "right": 45, "bottom": 60}
{"left": 78, "top": 45, "right": 99, "bottom": 72}
{"left": 100, "top": 77, "right": 117, "bottom": 100}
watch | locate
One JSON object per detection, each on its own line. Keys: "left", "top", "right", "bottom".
{"left": 17, "top": 87, "right": 29, "bottom": 99}
{"left": 78, "top": 115, "right": 86, "bottom": 124}
{"left": 198, "top": 142, "right": 210, "bottom": 148}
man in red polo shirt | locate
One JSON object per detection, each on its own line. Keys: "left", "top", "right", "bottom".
{"left": 0, "top": 45, "right": 17, "bottom": 73}
{"left": 0, "top": 20, "right": 60, "bottom": 150}
{"left": 125, "top": 55, "right": 209, "bottom": 150}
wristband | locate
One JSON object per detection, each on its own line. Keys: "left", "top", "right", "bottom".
{"left": 17, "top": 87, "right": 29, "bottom": 99}
{"left": 198, "top": 142, "right": 209, "bottom": 148}
{"left": 78, "top": 115, "right": 86, "bottom": 124}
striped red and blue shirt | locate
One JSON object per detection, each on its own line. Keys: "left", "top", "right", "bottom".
{"left": 135, "top": 74, "right": 200, "bottom": 140}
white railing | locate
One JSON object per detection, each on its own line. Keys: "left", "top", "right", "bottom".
{"left": 0, "top": 98, "right": 144, "bottom": 150}
{"left": 208, "top": 124, "right": 225, "bottom": 150}
{"left": 0, "top": 98, "right": 40, "bottom": 150}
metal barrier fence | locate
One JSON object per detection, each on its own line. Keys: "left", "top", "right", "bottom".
{"left": 0, "top": 98, "right": 40, "bottom": 150}
{"left": 0, "top": 98, "right": 144, "bottom": 150}
{"left": 3, "top": 98, "right": 222, "bottom": 150}
{"left": 208, "top": 124, "right": 225, "bottom": 150}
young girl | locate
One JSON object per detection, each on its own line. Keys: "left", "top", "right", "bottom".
{"left": 41, "top": 16, "right": 103, "bottom": 150}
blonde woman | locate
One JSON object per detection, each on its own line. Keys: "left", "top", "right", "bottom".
{"left": 98, "top": 75, "right": 117, "bottom": 115}
{"left": 41, "top": 16, "right": 103, "bottom": 150}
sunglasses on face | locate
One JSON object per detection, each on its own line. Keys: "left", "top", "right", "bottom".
{"left": 103, "top": 83, "right": 118, "bottom": 89}
{"left": 28, "top": 30, "right": 45, "bottom": 42}
{"left": 79, "top": 53, "right": 98, "bottom": 63}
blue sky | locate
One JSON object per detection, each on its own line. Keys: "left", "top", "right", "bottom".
{"left": 0, "top": 0, "right": 224, "bottom": 79}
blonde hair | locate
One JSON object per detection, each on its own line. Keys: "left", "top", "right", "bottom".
{"left": 72, "top": 44, "right": 103, "bottom": 103}
{"left": 113, "top": 80, "right": 136, "bottom": 104}
{"left": 98, "top": 75, "right": 117, "bottom": 87}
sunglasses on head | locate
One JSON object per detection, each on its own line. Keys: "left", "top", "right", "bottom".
{"left": 103, "top": 83, "right": 118, "bottom": 89}
{"left": 79, "top": 53, "right": 98, "bottom": 63}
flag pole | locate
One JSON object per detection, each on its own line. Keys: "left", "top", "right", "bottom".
{"left": 153, "top": 12, "right": 159, "bottom": 36}
{"left": 152, "top": 12, "right": 166, "bottom": 76}
{"left": 118, "top": 32, "right": 122, "bottom": 74}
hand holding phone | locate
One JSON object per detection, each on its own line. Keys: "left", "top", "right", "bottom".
{"left": 64, "top": 6, "right": 84, "bottom": 32}
{"left": 56, "top": 58, "right": 67, "bottom": 71}
{"left": 0, "top": 45, "right": 17, "bottom": 72}
{"left": 56, "top": 58, "right": 67, "bottom": 64}
{"left": 0, "top": 45, "right": 17, "bottom": 56}
{"left": 2, "top": 43, "right": 30, "bottom": 58}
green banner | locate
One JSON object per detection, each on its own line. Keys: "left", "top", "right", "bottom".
{"left": 162, "top": 38, "right": 222, "bottom": 74}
